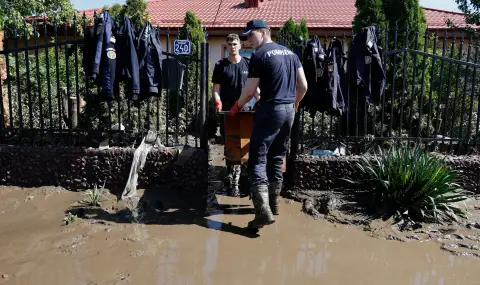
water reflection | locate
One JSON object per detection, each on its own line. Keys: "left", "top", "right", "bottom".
{"left": 157, "top": 239, "right": 194, "bottom": 285}
{"left": 295, "top": 241, "right": 331, "bottom": 278}
{"left": 203, "top": 208, "right": 223, "bottom": 285}
{"left": 154, "top": 198, "right": 478, "bottom": 285}
{"left": 156, "top": 235, "right": 334, "bottom": 284}
{"left": 409, "top": 269, "right": 445, "bottom": 285}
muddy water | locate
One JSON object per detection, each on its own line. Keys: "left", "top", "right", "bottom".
{"left": 0, "top": 186, "right": 479, "bottom": 285}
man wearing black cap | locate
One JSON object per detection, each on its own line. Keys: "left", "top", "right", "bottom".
{"left": 230, "top": 19, "right": 308, "bottom": 229}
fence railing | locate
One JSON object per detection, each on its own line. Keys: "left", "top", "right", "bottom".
{"left": 280, "top": 26, "right": 480, "bottom": 155}
{"left": 0, "top": 14, "right": 209, "bottom": 149}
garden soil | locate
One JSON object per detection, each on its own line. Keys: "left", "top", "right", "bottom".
{"left": 0, "top": 143, "right": 478, "bottom": 284}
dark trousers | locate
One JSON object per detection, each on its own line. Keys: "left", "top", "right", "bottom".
{"left": 247, "top": 102, "right": 295, "bottom": 186}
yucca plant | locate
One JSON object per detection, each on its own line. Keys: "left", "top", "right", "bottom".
{"left": 346, "top": 146, "right": 468, "bottom": 224}
{"left": 82, "top": 182, "right": 106, "bottom": 207}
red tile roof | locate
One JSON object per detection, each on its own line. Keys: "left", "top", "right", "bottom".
{"left": 82, "top": 0, "right": 471, "bottom": 30}
{"left": 423, "top": 8, "right": 470, "bottom": 29}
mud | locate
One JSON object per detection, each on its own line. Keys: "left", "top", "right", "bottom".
{"left": 0, "top": 143, "right": 479, "bottom": 284}
{"left": 285, "top": 187, "right": 480, "bottom": 260}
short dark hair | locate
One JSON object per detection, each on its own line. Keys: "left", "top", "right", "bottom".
{"left": 226, "top": 34, "right": 240, "bottom": 43}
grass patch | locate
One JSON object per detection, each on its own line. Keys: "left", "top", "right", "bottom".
{"left": 63, "top": 212, "right": 81, "bottom": 225}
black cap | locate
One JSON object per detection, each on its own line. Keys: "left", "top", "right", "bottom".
{"left": 240, "top": 19, "right": 270, "bottom": 40}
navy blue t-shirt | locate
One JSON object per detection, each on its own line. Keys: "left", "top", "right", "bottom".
{"left": 212, "top": 57, "right": 250, "bottom": 110}
{"left": 248, "top": 42, "right": 302, "bottom": 104}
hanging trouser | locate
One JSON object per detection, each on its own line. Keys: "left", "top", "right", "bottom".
{"left": 246, "top": 102, "right": 295, "bottom": 228}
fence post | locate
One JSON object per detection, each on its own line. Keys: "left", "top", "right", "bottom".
{"left": 285, "top": 43, "right": 303, "bottom": 189}
{"left": 0, "top": 58, "right": 4, "bottom": 143}
{"left": 200, "top": 42, "right": 208, "bottom": 149}
{"left": 0, "top": 30, "right": 5, "bottom": 143}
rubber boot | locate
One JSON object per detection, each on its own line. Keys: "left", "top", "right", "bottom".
{"left": 229, "top": 165, "right": 241, "bottom": 197}
{"left": 247, "top": 184, "right": 275, "bottom": 229}
{"left": 269, "top": 181, "right": 282, "bottom": 215}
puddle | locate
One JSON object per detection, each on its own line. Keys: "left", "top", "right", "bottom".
{"left": 0, "top": 186, "right": 478, "bottom": 285}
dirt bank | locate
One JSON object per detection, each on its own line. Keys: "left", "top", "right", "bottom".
{"left": 284, "top": 187, "right": 480, "bottom": 259}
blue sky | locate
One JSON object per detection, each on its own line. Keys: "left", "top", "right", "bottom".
{"left": 71, "top": 0, "right": 460, "bottom": 12}
{"left": 71, "top": 0, "right": 125, "bottom": 10}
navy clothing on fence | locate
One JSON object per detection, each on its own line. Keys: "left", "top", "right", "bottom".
{"left": 248, "top": 42, "right": 302, "bottom": 104}
{"left": 349, "top": 26, "right": 386, "bottom": 104}
{"left": 212, "top": 57, "right": 250, "bottom": 111}
{"left": 136, "top": 22, "right": 164, "bottom": 102}
{"left": 82, "top": 11, "right": 117, "bottom": 104}
{"left": 300, "top": 36, "right": 326, "bottom": 115}
{"left": 323, "top": 38, "right": 346, "bottom": 116}
{"left": 116, "top": 16, "right": 140, "bottom": 100}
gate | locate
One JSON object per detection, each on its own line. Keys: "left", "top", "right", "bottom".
{"left": 0, "top": 15, "right": 209, "bottom": 149}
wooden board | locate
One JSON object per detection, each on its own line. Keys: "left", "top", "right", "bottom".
{"left": 221, "top": 112, "right": 286, "bottom": 172}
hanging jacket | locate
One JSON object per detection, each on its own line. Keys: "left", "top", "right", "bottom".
{"left": 83, "top": 11, "right": 117, "bottom": 104}
{"left": 135, "top": 21, "right": 163, "bottom": 102}
{"left": 322, "top": 38, "right": 346, "bottom": 116}
{"left": 300, "top": 35, "right": 326, "bottom": 116}
{"left": 116, "top": 16, "right": 140, "bottom": 100}
{"left": 349, "top": 26, "right": 386, "bottom": 104}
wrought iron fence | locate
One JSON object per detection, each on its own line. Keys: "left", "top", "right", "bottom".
{"left": 280, "top": 26, "right": 480, "bottom": 155}
{"left": 0, "top": 14, "right": 209, "bottom": 148}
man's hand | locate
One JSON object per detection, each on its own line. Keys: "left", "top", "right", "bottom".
{"left": 213, "top": 84, "right": 222, "bottom": 113}
{"left": 295, "top": 102, "right": 299, "bottom": 111}
{"left": 229, "top": 101, "right": 240, "bottom": 117}
{"left": 215, "top": 98, "right": 222, "bottom": 113}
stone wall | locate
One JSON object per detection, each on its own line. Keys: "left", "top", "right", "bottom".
{"left": 0, "top": 145, "right": 208, "bottom": 195}
{"left": 293, "top": 154, "right": 480, "bottom": 194}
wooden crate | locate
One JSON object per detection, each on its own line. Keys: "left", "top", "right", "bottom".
{"left": 220, "top": 111, "right": 286, "bottom": 172}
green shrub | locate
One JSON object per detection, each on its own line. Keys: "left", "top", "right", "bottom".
{"left": 347, "top": 146, "right": 468, "bottom": 223}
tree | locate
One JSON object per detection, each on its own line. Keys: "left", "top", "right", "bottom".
{"left": 122, "top": 0, "right": 149, "bottom": 29}
{"left": 0, "top": 0, "right": 78, "bottom": 35}
{"left": 384, "top": 0, "right": 427, "bottom": 49}
{"left": 179, "top": 11, "right": 206, "bottom": 58}
{"left": 349, "top": 0, "right": 430, "bottom": 138}
{"left": 102, "top": 0, "right": 149, "bottom": 29}
{"left": 278, "top": 17, "right": 309, "bottom": 49}
{"left": 102, "top": 4, "right": 124, "bottom": 21}
{"left": 455, "top": 0, "right": 480, "bottom": 27}
{"left": 103, "top": 0, "right": 149, "bottom": 29}
{"left": 352, "top": 0, "right": 386, "bottom": 33}
{"left": 167, "top": 11, "right": 208, "bottom": 137}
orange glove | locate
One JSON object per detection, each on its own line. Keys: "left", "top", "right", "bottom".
{"left": 215, "top": 99, "right": 222, "bottom": 113}
{"left": 229, "top": 101, "right": 240, "bottom": 117}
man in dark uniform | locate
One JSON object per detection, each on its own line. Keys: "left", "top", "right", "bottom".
{"left": 212, "top": 33, "right": 259, "bottom": 196}
{"left": 230, "top": 20, "right": 308, "bottom": 229}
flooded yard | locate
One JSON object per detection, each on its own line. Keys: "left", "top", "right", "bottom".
{"left": 0, "top": 183, "right": 479, "bottom": 285}
{"left": 0, "top": 143, "right": 478, "bottom": 284}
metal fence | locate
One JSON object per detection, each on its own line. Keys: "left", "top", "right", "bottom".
{"left": 0, "top": 14, "right": 209, "bottom": 149}
{"left": 280, "top": 26, "right": 480, "bottom": 156}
